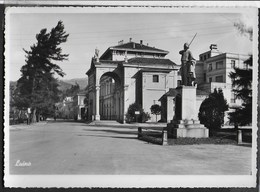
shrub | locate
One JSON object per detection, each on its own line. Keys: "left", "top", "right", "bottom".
{"left": 125, "top": 103, "right": 151, "bottom": 123}
{"left": 198, "top": 88, "right": 229, "bottom": 136}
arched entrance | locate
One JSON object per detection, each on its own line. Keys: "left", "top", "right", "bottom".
{"left": 99, "top": 72, "right": 122, "bottom": 121}
{"left": 86, "top": 58, "right": 125, "bottom": 122}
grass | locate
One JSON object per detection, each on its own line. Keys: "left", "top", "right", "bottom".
{"left": 138, "top": 129, "right": 251, "bottom": 145}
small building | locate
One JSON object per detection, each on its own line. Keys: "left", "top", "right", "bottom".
{"left": 75, "top": 92, "right": 87, "bottom": 120}
{"left": 61, "top": 96, "right": 74, "bottom": 119}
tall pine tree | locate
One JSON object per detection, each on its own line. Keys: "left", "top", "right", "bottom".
{"left": 229, "top": 56, "right": 252, "bottom": 126}
{"left": 13, "top": 21, "right": 69, "bottom": 122}
{"left": 229, "top": 20, "right": 253, "bottom": 126}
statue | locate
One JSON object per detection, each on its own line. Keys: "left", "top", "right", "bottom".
{"left": 94, "top": 48, "right": 99, "bottom": 60}
{"left": 179, "top": 43, "right": 196, "bottom": 86}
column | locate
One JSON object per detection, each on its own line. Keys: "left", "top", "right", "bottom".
{"left": 122, "top": 85, "right": 129, "bottom": 123}
{"left": 95, "top": 85, "right": 100, "bottom": 120}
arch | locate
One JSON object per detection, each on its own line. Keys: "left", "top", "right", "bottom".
{"left": 99, "top": 71, "right": 122, "bottom": 88}
{"left": 99, "top": 71, "right": 123, "bottom": 121}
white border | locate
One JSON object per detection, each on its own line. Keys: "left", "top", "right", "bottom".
{"left": 4, "top": 5, "right": 258, "bottom": 188}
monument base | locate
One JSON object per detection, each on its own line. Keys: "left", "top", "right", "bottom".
{"left": 167, "top": 120, "right": 209, "bottom": 138}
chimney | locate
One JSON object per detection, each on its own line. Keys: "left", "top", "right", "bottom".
{"left": 129, "top": 38, "right": 132, "bottom": 42}
{"left": 140, "top": 40, "right": 143, "bottom": 46}
{"left": 118, "top": 40, "right": 124, "bottom": 45}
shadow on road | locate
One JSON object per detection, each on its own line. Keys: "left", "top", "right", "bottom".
{"left": 82, "top": 128, "right": 137, "bottom": 135}
{"left": 77, "top": 134, "right": 137, "bottom": 140}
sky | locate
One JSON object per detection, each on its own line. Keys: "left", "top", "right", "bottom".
{"left": 6, "top": 7, "right": 255, "bottom": 81}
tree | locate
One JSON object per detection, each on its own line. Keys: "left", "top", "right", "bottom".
{"left": 229, "top": 20, "right": 253, "bottom": 126}
{"left": 150, "top": 104, "right": 161, "bottom": 122}
{"left": 65, "top": 83, "right": 80, "bottom": 97}
{"left": 13, "top": 21, "right": 69, "bottom": 123}
{"left": 125, "top": 103, "right": 150, "bottom": 123}
{"left": 198, "top": 89, "right": 229, "bottom": 136}
{"left": 229, "top": 56, "right": 252, "bottom": 126}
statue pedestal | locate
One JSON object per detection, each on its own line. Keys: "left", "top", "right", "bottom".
{"left": 167, "top": 86, "right": 209, "bottom": 138}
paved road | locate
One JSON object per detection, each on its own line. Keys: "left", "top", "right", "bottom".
{"left": 9, "top": 120, "right": 252, "bottom": 175}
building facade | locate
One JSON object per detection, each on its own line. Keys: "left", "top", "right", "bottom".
{"left": 86, "top": 39, "right": 181, "bottom": 122}
{"left": 196, "top": 44, "right": 251, "bottom": 125}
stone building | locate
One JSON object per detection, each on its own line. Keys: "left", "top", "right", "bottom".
{"left": 85, "top": 39, "right": 181, "bottom": 122}
{"left": 75, "top": 92, "right": 87, "bottom": 120}
{"left": 196, "top": 44, "right": 251, "bottom": 125}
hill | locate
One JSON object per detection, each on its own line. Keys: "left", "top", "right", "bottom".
{"left": 10, "top": 77, "right": 88, "bottom": 92}
{"left": 62, "top": 77, "right": 88, "bottom": 90}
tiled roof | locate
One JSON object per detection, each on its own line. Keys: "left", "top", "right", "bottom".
{"left": 159, "top": 88, "right": 178, "bottom": 101}
{"left": 127, "top": 57, "right": 177, "bottom": 66}
{"left": 159, "top": 87, "right": 209, "bottom": 101}
{"left": 98, "top": 60, "right": 122, "bottom": 64}
{"left": 196, "top": 89, "right": 210, "bottom": 96}
{"left": 111, "top": 42, "right": 168, "bottom": 53}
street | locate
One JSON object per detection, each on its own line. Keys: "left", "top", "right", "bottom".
{"left": 9, "top": 120, "right": 252, "bottom": 175}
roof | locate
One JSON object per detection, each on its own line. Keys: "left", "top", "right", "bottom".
{"left": 196, "top": 89, "right": 210, "bottom": 96}
{"left": 127, "top": 57, "right": 177, "bottom": 66}
{"left": 159, "top": 88, "right": 179, "bottom": 101}
{"left": 244, "top": 55, "right": 252, "bottom": 64}
{"left": 159, "top": 87, "right": 209, "bottom": 101}
{"left": 111, "top": 42, "right": 169, "bottom": 54}
{"left": 98, "top": 60, "right": 123, "bottom": 65}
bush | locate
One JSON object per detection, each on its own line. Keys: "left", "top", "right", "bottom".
{"left": 198, "top": 88, "right": 229, "bottom": 136}
{"left": 125, "top": 103, "right": 151, "bottom": 123}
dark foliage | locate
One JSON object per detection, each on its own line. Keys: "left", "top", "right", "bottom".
{"left": 198, "top": 89, "right": 229, "bottom": 136}
{"left": 125, "top": 103, "right": 151, "bottom": 123}
{"left": 229, "top": 56, "right": 252, "bottom": 126}
{"left": 150, "top": 104, "right": 162, "bottom": 122}
{"left": 12, "top": 21, "right": 69, "bottom": 121}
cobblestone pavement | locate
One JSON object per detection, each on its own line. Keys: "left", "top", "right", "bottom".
{"left": 8, "top": 120, "right": 252, "bottom": 175}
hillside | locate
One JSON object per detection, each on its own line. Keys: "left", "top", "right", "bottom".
{"left": 10, "top": 77, "right": 88, "bottom": 92}
{"left": 57, "top": 80, "right": 73, "bottom": 91}
{"left": 62, "top": 77, "right": 88, "bottom": 90}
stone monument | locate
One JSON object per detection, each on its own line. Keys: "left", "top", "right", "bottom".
{"left": 94, "top": 47, "right": 99, "bottom": 62}
{"left": 167, "top": 43, "right": 208, "bottom": 138}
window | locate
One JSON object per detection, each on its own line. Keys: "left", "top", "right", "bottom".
{"left": 203, "top": 73, "right": 206, "bottom": 82}
{"left": 177, "top": 80, "right": 182, "bottom": 86}
{"left": 216, "top": 61, "right": 224, "bottom": 69}
{"left": 231, "top": 60, "right": 236, "bottom": 68}
{"left": 208, "top": 63, "right": 212, "bottom": 71}
{"left": 208, "top": 53, "right": 210, "bottom": 58}
{"left": 209, "top": 77, "right": 212, "bottom": 83}
{"left": 153, "top": 75, "right": 159, "bottom": 83}
{"left": 204, "top": 55, "right": 206, "bottom": 61}
{"left": 200, "top": 56, "right": 203, "bottom": 61}
{"left": 215, "top": 75, "right": 223, "bottom": 82}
